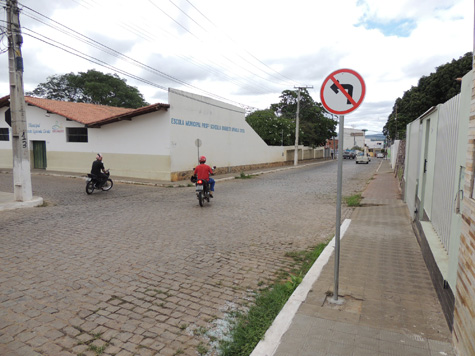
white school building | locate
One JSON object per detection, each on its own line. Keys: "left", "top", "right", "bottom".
{"left": 0, "top": 89, "right": 325, "bottom": 181}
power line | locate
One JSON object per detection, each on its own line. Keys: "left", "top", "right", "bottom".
{"left": 11, "top": 1, "right": 305, "bottom": 112}
{"left": 183, "top": 0, "right": 300, "bottom": 86}
{"left": 18, "top": 2, "right": 276, "bottom": 98}
{"left": 141, "top": 0, "right": 291, "bottom": 90}
{"left": 16, "top": 4, "right": 264, "bottom": 108}
{"left": 164, "top": 0, "right": 298, "bottom": 88}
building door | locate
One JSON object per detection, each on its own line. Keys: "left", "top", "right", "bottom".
{"left": 33, "top": 141, "right": 47, "bottom": 169}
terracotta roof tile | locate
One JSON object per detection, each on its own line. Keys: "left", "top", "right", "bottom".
{"left": 25, "top": 97, "right": 135, "bottom": 124}
{"left": 0, "top": 95, "right": 169, "bottom": 126}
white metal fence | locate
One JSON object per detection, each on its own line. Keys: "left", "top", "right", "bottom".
{"left": 404, "top": 119, "right": 422, "bottom": 220}
{"left": 431, "top": 94, "right": 461, "bottom": 252}
{"left": 404, "top": 94, "right": 461, "bottom": 253}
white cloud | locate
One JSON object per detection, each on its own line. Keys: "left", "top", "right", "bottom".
{"left": 0, "top": 0, "right": 472, "bottom": 135}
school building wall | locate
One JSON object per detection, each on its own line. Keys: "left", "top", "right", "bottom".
{"left": 0, "top": 104, "right": 171, "bottom": 180}
{"left": 168, "top": 89, "right": 285, "bottom": 179}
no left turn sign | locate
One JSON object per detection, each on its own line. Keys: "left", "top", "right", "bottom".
{"left": 320, "top": 69, "right": 365, "bottom": 115}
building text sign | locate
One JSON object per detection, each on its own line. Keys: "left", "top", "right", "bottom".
{"left": 320, "top": 69, "right": 365, "bottom": 115}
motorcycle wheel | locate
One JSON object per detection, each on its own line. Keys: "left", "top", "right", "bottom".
{"left": 101, "top": 179, "right": 113, "bottom": 191}
{"left": 198, "top": 191, "right": 204, "bottom": 207}
{"left": 86, "top": 181, "right": 95, "bottom": 195}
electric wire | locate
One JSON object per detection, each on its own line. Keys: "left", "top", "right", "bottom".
{"left": 18, "top": 2, "right": 276, "bottom": 98}
{"left": 8, "top": 1, "right": 300, "bottom": 111}
{"left": 24, "top": 31, "right": 249, "bottom": 113}
{"left": 148, "top": 0, "right": 294, "bottom": 88}
{"left": 72, "top": 0, "right": 292, "bottom": 90}
{"left": 21, "top": 28, "right": 256, "bottom": 111}
{"left": 137, "top": 1, "right": 285, "bottom": 91}
{"left": 184, "top": 0, "right": 299, "bottom": 86}
{"left": 16, "top": 6, "right": 265, "bottom": 108}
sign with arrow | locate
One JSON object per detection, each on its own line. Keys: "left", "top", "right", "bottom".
{"left": 320, "top": 69, "right": 365, "bottom": 115}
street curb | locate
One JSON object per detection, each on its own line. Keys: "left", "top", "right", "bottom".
{"left": 250, "top": 219, "right": 352, "bottom": 356}
{"left": 2, "top": 160, "right": 333, "bottom": 188}
{"left": 0, "top": 195, "right": 44, "bottom": 212}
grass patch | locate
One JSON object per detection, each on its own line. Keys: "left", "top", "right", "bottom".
{"left": 344, "top": 193, "right": 362, "bottom": 207}
{"left": 219, "top": 243, "right": 327, "bottom": 356}
{"left": 235, "top": 172, "right": 255, "bottom": 179}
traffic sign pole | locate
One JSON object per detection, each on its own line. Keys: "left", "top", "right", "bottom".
{"left": 320, "top": 69, "right": 365, "bottom": 303}
{"left": 333, "top": 115, "right": 344, "bottom": 303}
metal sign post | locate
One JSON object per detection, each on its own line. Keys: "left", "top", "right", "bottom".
{"left": 334, "top": 115, "right": 344, "bottom": 302}
{"left": 195, "top": 138, "right": 202, "bottom": 162}
{"left": 320, "top": 69, "right": 365, "bottom": 302}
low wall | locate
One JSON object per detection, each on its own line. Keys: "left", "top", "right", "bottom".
{"left": 172, "top": 157, "right": 327, "bottom": 182}
{"left": 413, "top": 216, "right": 454, "bottom": 331}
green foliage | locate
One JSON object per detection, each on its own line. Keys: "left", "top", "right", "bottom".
{"left": 383, "top": 52, "right": 472, "bottom": 140}
{"left": 246, "top": 89, "right": 337, "bottom": 147}
{"left": 245, "top": 109, "right": 294, "bottom": 146}
{"left": 219, "top": 243, "right": 327, "bottom": 356}
{"left": 345, "top": 193, "right": 362, "bottom": 207}
{"left": 27, "top": 69, "right": 149, "bottom": 108}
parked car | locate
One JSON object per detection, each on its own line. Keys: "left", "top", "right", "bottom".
{"left": 356, "top": 153, "right": 369, "bottom": 164}
{"left": 376, "top": 152, "right": 384, "bottom": 158}
{"left": 343, "top": 150, "right": 356, "bottom": 159}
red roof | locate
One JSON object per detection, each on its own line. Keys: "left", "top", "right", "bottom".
{"left": 0, "top": 95, "right": 169, "bottom": 127}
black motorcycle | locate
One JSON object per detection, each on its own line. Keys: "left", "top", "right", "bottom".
{"left": 191, "top": 175, "right": 211, "bottom": 207}
{"left": 86, "top": 170, "right": 113, "bottom": 194}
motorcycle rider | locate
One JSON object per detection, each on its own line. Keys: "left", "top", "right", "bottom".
{"left": 194, "top": 155, "right": 215, "bottom": 197}
{"left": 91, "top": 153, "right": 108, "bottom": 187}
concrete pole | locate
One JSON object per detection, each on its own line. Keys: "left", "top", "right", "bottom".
{"left": 293, "top": 88, "right": 301, "bottom": 166}
{"left": 7, "top": 0, "right": 33, "bottom": 201}
{"left": 293, "top": 86, "right": 314, "bottom": 166}
{"left": 333, "top": 115, "right": 344, "bottom": 302}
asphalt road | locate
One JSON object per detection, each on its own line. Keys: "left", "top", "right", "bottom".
{"left": 0, "top": 158, "right": 380, "bottom": 356}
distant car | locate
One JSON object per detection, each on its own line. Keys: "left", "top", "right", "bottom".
{"left": 356, "top": 153, "right": 369, "bottom": 164}
{"left": 343, "top": 150, "right": 356, "bottom": 159}
{"left": 376, "top": 153, "right": 384, "bottom": 158}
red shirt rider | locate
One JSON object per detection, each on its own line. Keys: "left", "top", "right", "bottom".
{"left": 194, "top": 163, "right": 213, "bottom": 181}
{"left": 194, "top": 156, "right": 215, "bottom": 195}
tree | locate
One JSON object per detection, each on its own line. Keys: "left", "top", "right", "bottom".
{"left": 246, "top": 109, "right": 295, "bottom": 146}
{"left": 270, "top": 89, "right": 337, "bottom": 147}
{"left": 27, "top": 69, "right": 149, "bottom": 108}
{"left": 383, "top": 52, "right": 472, "bottom": 140}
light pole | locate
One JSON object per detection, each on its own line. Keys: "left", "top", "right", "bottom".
{"left": 293, "top": 85, "right": 313, "bottom": 166}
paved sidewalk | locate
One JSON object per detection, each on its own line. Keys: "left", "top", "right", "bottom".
{"left": 255, "top": 160, "right": 455, "bottom": 356}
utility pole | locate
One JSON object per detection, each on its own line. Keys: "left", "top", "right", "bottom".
{"left": 7, "top": 0, "right": 33, "bottom": 201}
{"left": 293, "top": 85, "right": 313, "bottom": 166}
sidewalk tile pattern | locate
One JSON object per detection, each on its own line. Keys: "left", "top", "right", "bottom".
{"left": 274, "top": 162, "right": 455, "bottom": 356}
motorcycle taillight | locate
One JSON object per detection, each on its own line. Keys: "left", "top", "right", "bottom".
{"left": 197, "top": 180, "right": 203, "bottom": 184}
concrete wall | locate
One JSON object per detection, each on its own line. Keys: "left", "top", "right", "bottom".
{"left": 454, "top": 64, "right": 475, "bottom": 356}
{"left": 168, "top": 88, "right": 285, "bottom": 175}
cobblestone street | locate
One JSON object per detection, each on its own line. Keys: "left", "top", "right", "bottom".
{"left": 0, "top": 159, "right": 378, "bottom": 356}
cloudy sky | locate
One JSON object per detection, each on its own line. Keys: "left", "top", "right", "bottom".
{"left": 0, "top": 0, "right": 473, "bottom": 134}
